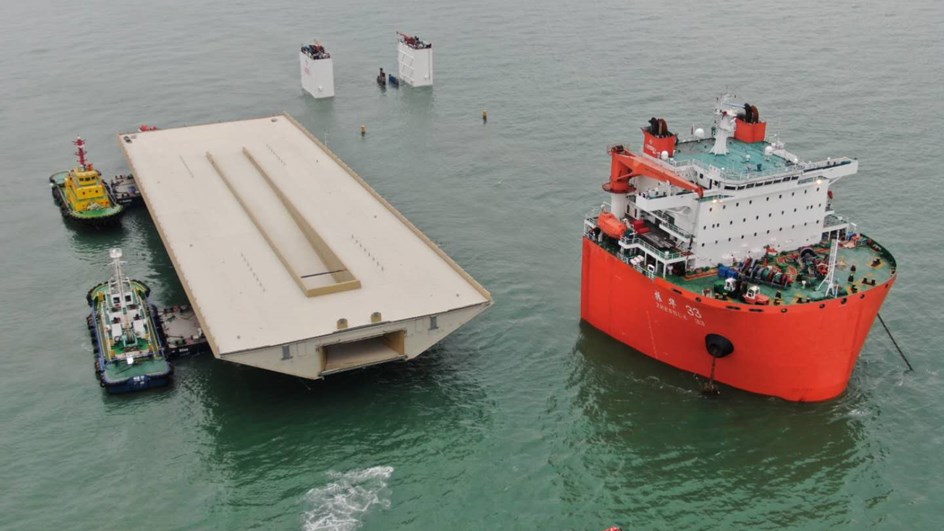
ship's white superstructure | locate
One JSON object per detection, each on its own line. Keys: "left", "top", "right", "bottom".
{"left": 598, "top": 97, "right": 858, "bottom": 276}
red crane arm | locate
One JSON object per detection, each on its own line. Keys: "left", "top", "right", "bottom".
{"left": 609, "top": 150, "right": 704, "bottom": 198}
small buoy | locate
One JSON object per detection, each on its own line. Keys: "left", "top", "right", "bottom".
{"left": 482, "top": 110, "right": 488, "bottom": 123}
{"left": 360, "top": 125, "right": 367, "bottom": 136}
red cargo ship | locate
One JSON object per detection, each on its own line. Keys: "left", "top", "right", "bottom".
{"left": 580, "top": 96, "right": 896, "bottom": 401}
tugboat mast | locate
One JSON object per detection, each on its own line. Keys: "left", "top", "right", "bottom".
{"left": 74, "top": 137, "right": 91, "bottom": 171}
{"left": 108, "top": 248, "right": 138, "bottom": 351}
{"left": 109, "top": 248, "right": 126, "bottom": 307}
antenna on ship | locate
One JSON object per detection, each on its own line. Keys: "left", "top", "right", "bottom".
{"left": 818, "top": 239, "right": 839, "bottom": 297}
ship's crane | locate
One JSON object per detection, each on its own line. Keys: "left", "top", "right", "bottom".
{"left": 606, "top": 145, "right": 704, "bottom": 197}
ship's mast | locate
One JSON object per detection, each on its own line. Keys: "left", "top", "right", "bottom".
{"left": 110, "top": 248, "right": 126, "bottom": 305}
{"left": 108, "top": 248, "right": 138, "bottom": 351}
{"left": 74, "top": 137, "right": 90, "bottom": 171}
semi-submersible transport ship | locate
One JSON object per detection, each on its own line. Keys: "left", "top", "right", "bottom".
{"left": 581, "top": 96, "right": 896, "bottom": 401}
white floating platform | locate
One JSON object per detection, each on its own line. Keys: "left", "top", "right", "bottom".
{"left": 118, "top": 115, "right": 491, "bottom": 379}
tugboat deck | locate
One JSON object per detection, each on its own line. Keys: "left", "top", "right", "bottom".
{"left": 118, "top": 115, "right": 490, "bottom": 378}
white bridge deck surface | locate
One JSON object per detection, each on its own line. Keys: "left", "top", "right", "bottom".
{"left": 118, "top": 115, "right": 490, "bottom": 377}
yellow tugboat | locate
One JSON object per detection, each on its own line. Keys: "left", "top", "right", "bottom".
{"left": 49, "top": 137, "right": 124, "bottom": 227}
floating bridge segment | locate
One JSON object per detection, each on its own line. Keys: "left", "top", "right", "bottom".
{"left": 118, "top": 114, "right": 491, "bottom": 378}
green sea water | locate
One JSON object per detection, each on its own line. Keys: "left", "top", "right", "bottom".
{"left": 1, "top": 0, "right": 942, "bottom": 529}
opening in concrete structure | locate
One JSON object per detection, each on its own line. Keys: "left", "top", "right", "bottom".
{"left": 322, "top": 330, "right": 406, "bottom": 375}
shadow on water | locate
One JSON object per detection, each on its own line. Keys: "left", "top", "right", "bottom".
{"left": 158, "top": 339, "right": 493, "bottom": 524}
{"left": 125, "top": 207, "right": 188, "bottom": 306}
{"left": 64, "top": 221, "right": 130, "bottom": 263}
{"left": 300, "top": 93, "right": 337, "bottom": 144}
{"left": 553, "top": 321, "right": 873, "bottom": 529}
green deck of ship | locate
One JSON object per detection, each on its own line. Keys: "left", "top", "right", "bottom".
{"left": 102, "top": 357, "right": 171, "bottom": 381}
{"left": 668, "top": 239, "right": 896, "bottom": 305}
{"left": 90, "top": 280, "right": 167, "bottom": 375}
{"left": 671, "top": 138, "right": 790, "bottom": 180}
{"left": 595, "top": 235, "right": 895, "bottom": 306}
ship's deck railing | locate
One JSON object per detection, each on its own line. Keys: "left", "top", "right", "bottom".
{"left": 620, "top": 234, "right": 683, "bottom": 261}
{"left": 664, "top": 157, "right": 798, "bottom": 182}
{"left": 664, "top": 154, "right": 856, "bottom": 184}
{"left": 650, "top": 210, "right": 693, "bottom": 240}
{"left": 615, "top": 250, "right": 656, "bottom": 279}
{"left": 584, "top": 207, "right": 685, "bottom": 262}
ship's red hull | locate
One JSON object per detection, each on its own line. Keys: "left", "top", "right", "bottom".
{"left": 580, "top": 238, "right": 895, "bottom": 402}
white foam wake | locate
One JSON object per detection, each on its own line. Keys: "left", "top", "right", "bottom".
{"left": 303, "top": 466, "right": 394, "bottom": 531}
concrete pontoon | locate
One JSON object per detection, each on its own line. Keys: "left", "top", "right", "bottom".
{"left": 118, "top": 114, "right": 491, "bottom": 379}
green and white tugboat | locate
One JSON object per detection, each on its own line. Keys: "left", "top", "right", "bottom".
{"left": 87, "top": 248, "right": 172, "bottom": 393}
{"left": 50, "top": 137, "right": 124, "bottom": 227}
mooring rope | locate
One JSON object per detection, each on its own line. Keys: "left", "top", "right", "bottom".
{"left": 877, "top": 312, "right": 913, "bottom": 371}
